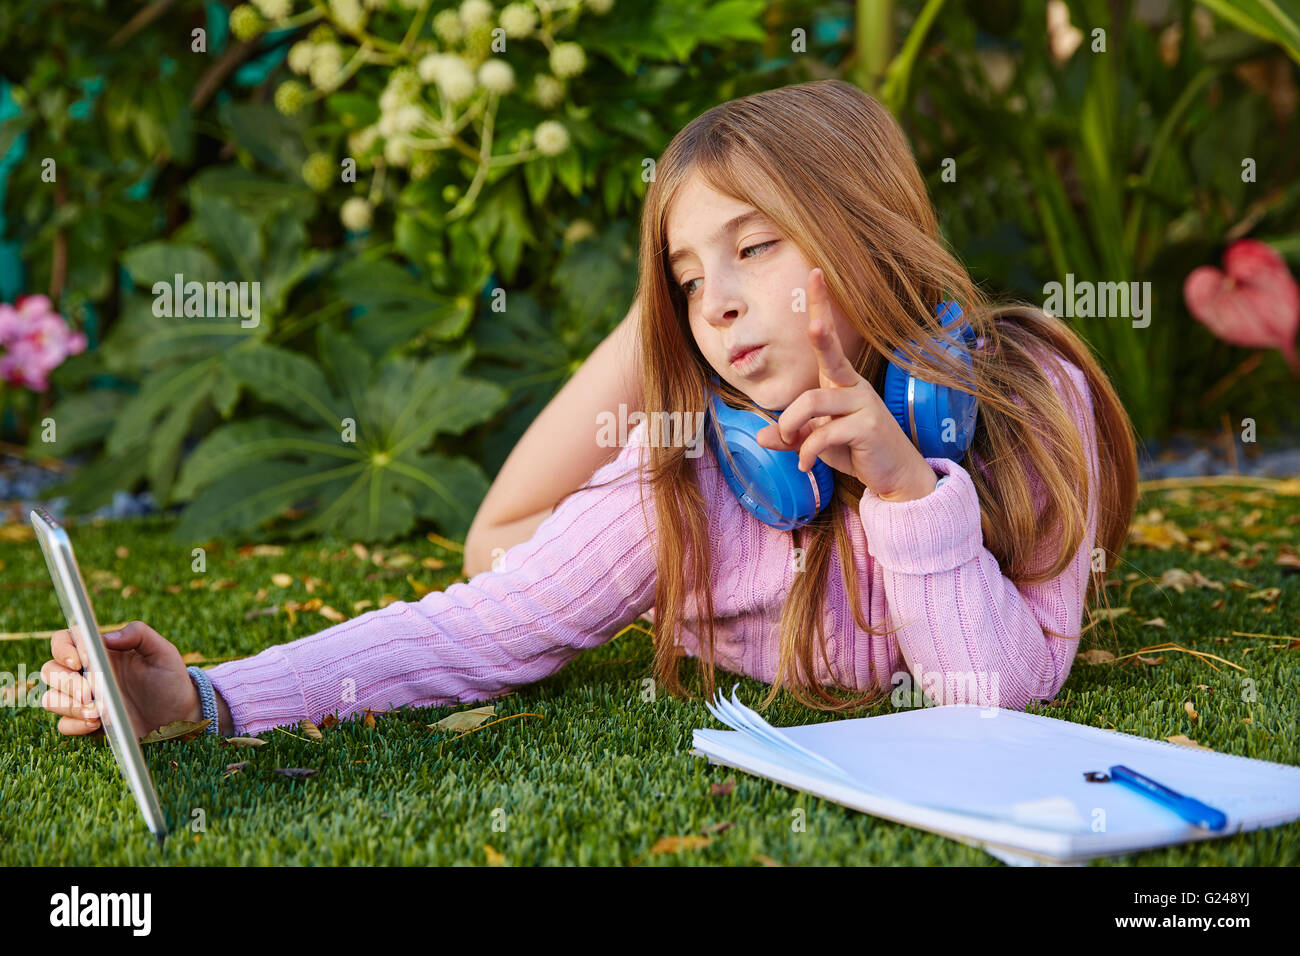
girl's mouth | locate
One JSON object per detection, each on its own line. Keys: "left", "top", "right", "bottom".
{"left": 728, "top": 344, "right": 766, "bottom": 373}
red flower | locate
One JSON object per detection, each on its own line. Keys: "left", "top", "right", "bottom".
{"left": 1184, "top": 239, "right": 1300, "bottom": 375}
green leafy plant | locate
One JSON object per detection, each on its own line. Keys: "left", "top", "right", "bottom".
{"left": 31, "top": 167, "right": 328, "bottom": 512}
{"left": 884, "top": 0, "right": 1300, "bottom": 438}
{"left": 171, "top": 323, "right": 506, "bottom": 542}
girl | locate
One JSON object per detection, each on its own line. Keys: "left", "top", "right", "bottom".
{"left": 41, "top": 79, "right": 1137, "bottom": 740}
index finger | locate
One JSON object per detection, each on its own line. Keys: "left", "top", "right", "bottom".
{"left": 50, "top": 628, "right": 81, "bottom": 671}
{"left": 807, "top": 268, "right": 858, "bottom": 387}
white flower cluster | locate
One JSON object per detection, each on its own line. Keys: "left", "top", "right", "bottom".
{"left": 432, "top": 9, "right": 463, "bottom": 44}
{"left": 499, "top": 2, "right": 537, "bottom": 37}
{"left": 251, "top": 0, "right": 292, "bottom": 20}
{"left": 330, "top": 0, "right": 366, "bottom": 32}
{"left": 533, "top": 74, "right": 564, "bottom": 109}
{"left": 418, "top": 53, "right": 476, "bottom": 103}
{"left": 477, "top": 58, "right": 515, "bottom": 95}
{"left": 310, "top": 43, "right": 344, "bottom": 91}
{"left": 291, "top": 0, "right": 582, "bottom": 219}
{"left": 533, "top": 120, "right": 569, "bottom": 156}
{"left": 459, "top": 0, "right": 494, "bottom": 28}
{"left": 549, "top": 42, "right": 586, "bottom": 78}
{"left": 340, "top": 197, "right": 374, "bottom": 231}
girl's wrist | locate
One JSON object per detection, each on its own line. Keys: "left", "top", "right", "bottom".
{"left": 875, "top": 462, "right": 941, "bottom": 502}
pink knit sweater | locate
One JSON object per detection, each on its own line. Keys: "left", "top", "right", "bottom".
{"left": 206, "top": 353, "right": 1100, "bottom": 736}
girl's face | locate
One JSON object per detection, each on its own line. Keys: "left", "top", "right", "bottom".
{"left": 665, "top": 174, "right": 866, "bottom": 410}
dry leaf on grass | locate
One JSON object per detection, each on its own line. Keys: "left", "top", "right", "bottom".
{"left": 428, "top": 704, "right": 495, "bottom": 732}
{"left": 1079, "top": 649, "right": 1117, "bottom": 665}
{"left": 1128, "top": 512, "right": 1189, "bottom": 550}
{"left": 1141, "top": 617, "right": 1167, "bottom": 628}
{"left": 140, "top": 719, "right": 211, "bottom": 745}
{"left": 483, "top": 844, "right": 504, "bottom": 866}
{"left": 1184, "top": 700, "right": 1199, "bottom": 723}
{"left": 219, "top": 737, "right": 267, "bottom": 748}
{"left": 272, "top": 768, "right": 317, "bottom": 779}
{"left": 649, "top": 835, "right": 711, "bottom": 854}
{"left": 300, "top": 719, "right": 323, "bottom": 741}
{"left": 1166, "top": 734, "right": 1213, "bottom": 751}
{"left": 1157, "top": 568, "right": 1224, "bottom": 593}
{"left": 710, "top": 777, "right": 736, "bottom": 797}
{"left": 1130, "top": 655, "right": 1164, "bottom": 667}
{"left": 406, "top": 574, "right": 434, "bottom": 598}
{"left": 238, "top": 544, "right": 284, "bottom": 558}
{"left": 223, "top": 761, "right": 249, "bottom": 777}
{"left": 701, "top": 821, "right": 734, "bottom": 836}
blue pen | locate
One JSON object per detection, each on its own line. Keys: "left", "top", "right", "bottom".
{"left": 1108, "top": 765, "right": 1228, "bottom": 831}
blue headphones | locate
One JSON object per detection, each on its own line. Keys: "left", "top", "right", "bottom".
{"left": 706, "top": 301, "right": 978, "bottom": 530}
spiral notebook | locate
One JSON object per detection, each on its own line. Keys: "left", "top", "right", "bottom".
{"left": 690, "top": 686, "right": 1300, "bottom": 865}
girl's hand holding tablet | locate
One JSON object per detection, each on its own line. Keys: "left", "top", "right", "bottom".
{"left": 755, "top": 267, "right": 940, "bottom": 503}
{"left": 40, "top": 621, "right": 204, "bottom": 738}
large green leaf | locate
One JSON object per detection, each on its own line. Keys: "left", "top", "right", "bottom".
{"left": 191, "top": 192, "right": 263, "bottom": 281}
{"left": 220, "top": 101, "right": 308, "bottom": 174}
{"left": 171, "top": 338, "right": 505, "bottom": 542}
{"left": 263, "top": 214, "right": 329, "bottom": 316}
{"left": 330, "top": 258, "right": 474, "bottom": 356}
{"left": 121, "top": 242, "right": 220, "bottom": 288}
{"left": 27, "top": 390, "right": 128, "bottom": 456}
{"left": 395, "top": 452, "right": 491, "bottom": 537}
{"left": 172, "top": 459, "right": 364, "bottom": 543}
{"left": 1196, "top": 0, "right": 1300, "bottom": 64}
{"left": 173, "top": 418, "right": 363, "bottom": 502}
{"left": 146, "top": 370, "right": 217, "bottom": 507}
{"left": 225, "top": 343, "right": 341, "bottom": 428}
{"left": 107, "top": 358, "right": 219, "bottom": 455}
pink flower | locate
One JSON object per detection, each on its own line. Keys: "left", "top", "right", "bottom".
{"left": 0, "top": 303, "right": 21, "bottom": 345}
{"left": 1183, "top": 239, "right": 1300, "bottom": 375}
{"left": 0, "top": 338, "right": 51, "bottom": 392}
{"left": 0, "top": 295, "right": 87, "bottom": 393}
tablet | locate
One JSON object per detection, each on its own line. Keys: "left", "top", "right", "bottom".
{"left": 30, "top": 505, "right": 169, "bottom": 843}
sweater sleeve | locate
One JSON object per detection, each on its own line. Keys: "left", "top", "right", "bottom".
{"left": 205, "top": 429, "right": 659, "bottom": 737}
{"left": 856, "top": 357, "right": 1100, "bottom": 712}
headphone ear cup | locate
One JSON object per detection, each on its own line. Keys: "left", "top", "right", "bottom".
{"left": 882, "top": 358, "right": 912, "bottom": 445}
{"left": 707, "top": 394, "right": 834, "bottom": 530}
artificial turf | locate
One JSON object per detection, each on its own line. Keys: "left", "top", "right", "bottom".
{"left": 0, "top": 479, "right": 1296, "bottom": 866}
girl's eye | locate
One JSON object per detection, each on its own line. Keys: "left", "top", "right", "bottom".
{"left": 678, "top": 240, "right": 779, "bottom": 298}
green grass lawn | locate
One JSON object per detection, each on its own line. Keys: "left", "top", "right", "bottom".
{"left": 1, "top": 479, "right": 1297, "bottom": 866}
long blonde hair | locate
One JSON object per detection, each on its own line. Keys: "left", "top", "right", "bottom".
{"left": 633, "top": 79, "right": 1138, "bottom": 713}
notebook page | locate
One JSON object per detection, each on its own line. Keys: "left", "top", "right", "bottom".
{"left": 771, "top": 705, "right": 1300, "bottom": 841}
